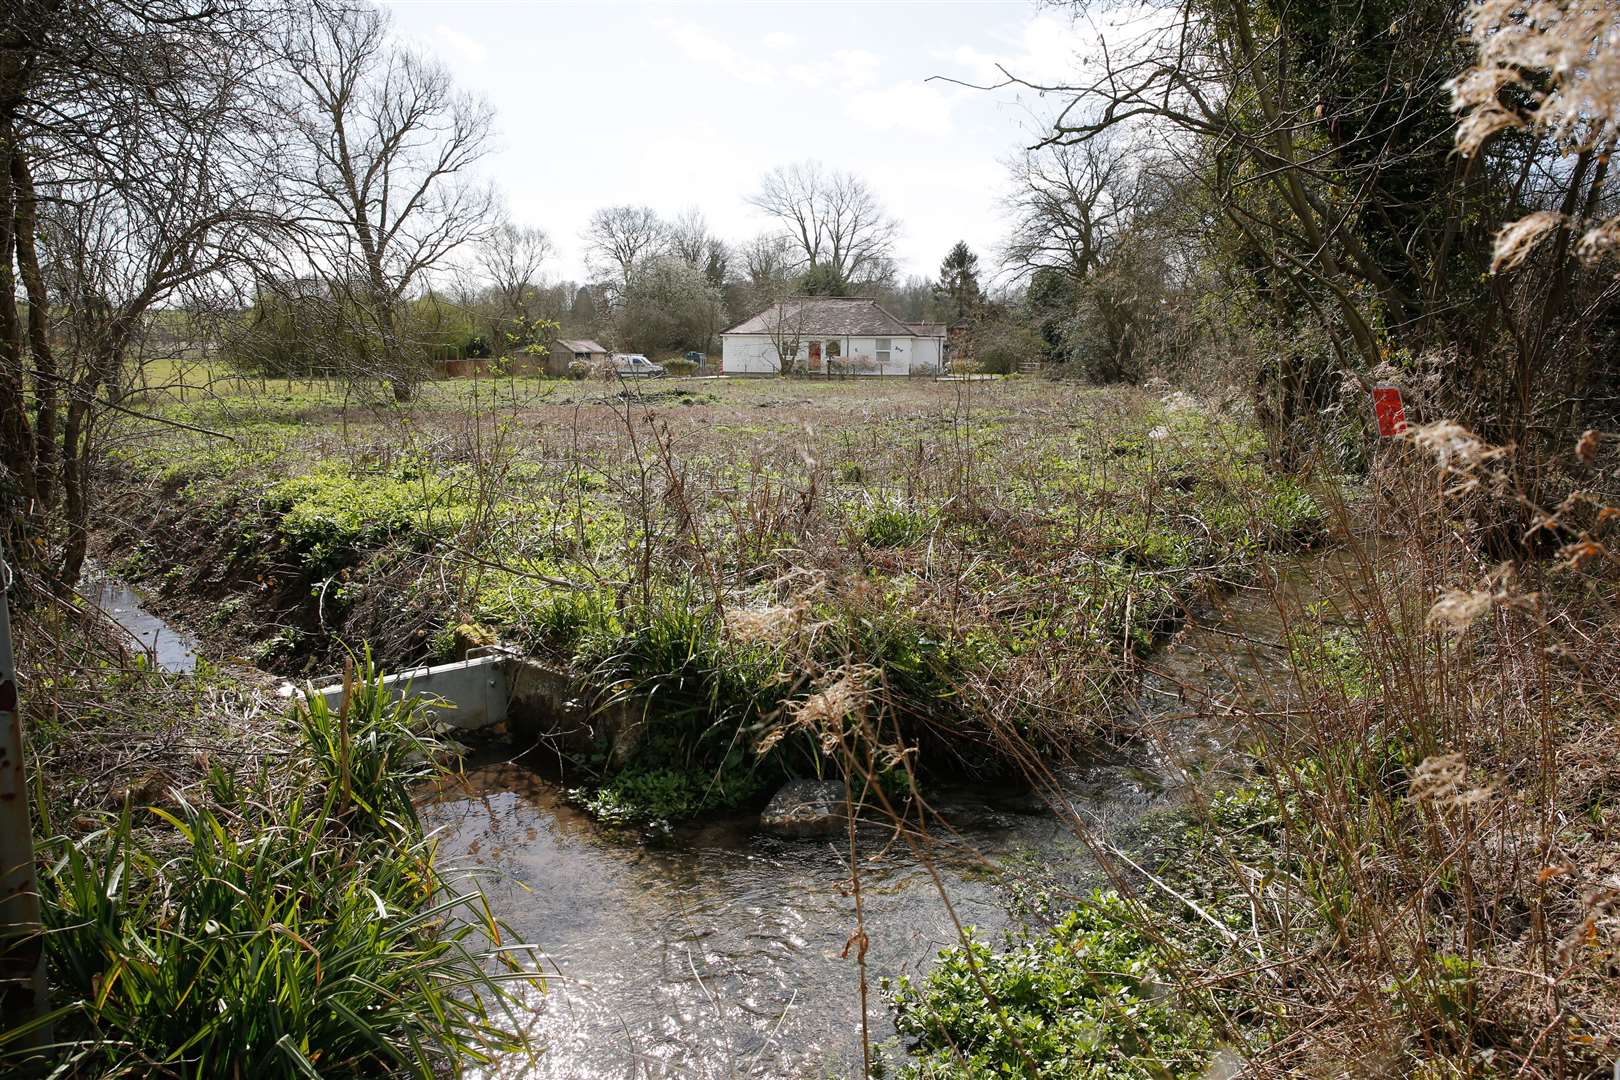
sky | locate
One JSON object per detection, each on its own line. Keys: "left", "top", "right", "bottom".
{"left": 379, "top": 0, "right": 1109, "bottom": 285}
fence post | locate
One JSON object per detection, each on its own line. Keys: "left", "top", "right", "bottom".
{"left": 0, "top": 545, "right": 47, "bottom": 1046}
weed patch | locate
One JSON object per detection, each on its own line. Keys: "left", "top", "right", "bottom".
{"left": 885, "top": 893, "right": 1218, "bottom": 1079}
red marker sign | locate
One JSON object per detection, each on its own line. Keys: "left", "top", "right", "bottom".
{"left": 1373, "top": 385, "right": 1408, "bottom": 437}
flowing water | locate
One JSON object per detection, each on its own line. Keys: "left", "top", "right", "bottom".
{"left": 81, "top": 568, "right": 202, "bottom": 674}
{"left": 424, "top": 759, "right": 1168, "bottom": 1079}
{"left": 421, "top": 555, "right": 1339, "bottom": 1079}
{"left": 76, "top": 549, "right": 1336, "bottom": 1078}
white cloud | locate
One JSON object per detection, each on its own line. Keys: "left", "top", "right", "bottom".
{"left": 846, "top": 81, "right": 956, "bottom": 136}
{"left": 669, "top": 23, "right": 772, "bottom": 84}
{"left": 432, "top": 24, "right": 488, "bottom": 68}
{"left": 830, "top": 49, "right": 880, "bottom": 88}
{"left": 378, "top": 1, "right": 1092, "bottom": 282}
{"left": 935, "top": 11, "right": 1096, "bottom": 89}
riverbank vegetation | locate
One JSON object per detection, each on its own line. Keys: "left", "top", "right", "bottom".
{"left": 99, "top": 377, "right": 1321, "bottom": 824}
{"left": 867, "top": 437, "right": 1620, "bottom": 1077}
{"left": 1, "top": 617, "right": 539, "bottom": 1075}
{"left": 3, "top": 0, "right": 1620, "bottom": 1075}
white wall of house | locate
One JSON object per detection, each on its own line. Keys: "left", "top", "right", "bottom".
{"left": 911, "top": 336, "right": 943, "bottom": 371}
{"left": 721, "top": 334, "right": 782, "bottom": 374}
{"left": 844, "top": 336, "right": 911, "bottom": 375}
{"left": 721, "top": 333, "right": 939, "bottom": 375}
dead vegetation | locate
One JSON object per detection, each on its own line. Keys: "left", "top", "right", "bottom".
{"left": 890, "top": 425, "right": 1620, "bottom": 1078}
{"left": 93, "top": 378, "right": 1318, "bottom": 818}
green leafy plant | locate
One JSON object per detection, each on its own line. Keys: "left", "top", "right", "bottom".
{"left": 850, "top": 496, "right": 937, "bottom": 548}
{"left": 15, "top": 667, "right": 540, "bottom": 1077}
{"left": 886, "top": 892, "right": 1215, "bottom": 1079}
{"left": 21, "top": 797, "right": 535, "bottom": 1078}
{"left": 570, "top": 757, "right": 765, "bottom": 828}
{"left": 294, "top": 646, "right": 446, "bottom": 837}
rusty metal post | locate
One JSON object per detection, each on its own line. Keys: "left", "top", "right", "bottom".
{"left": 0, "top": 545, "right": 47, "bottom": 1044}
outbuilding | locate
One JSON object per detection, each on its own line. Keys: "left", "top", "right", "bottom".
{"left": 548, "top": 338, "right": 609, "bottom": 376}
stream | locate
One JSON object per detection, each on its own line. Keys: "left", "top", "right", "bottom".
{"left": 82, "top": 567, "right": 202, "bottom": 674}
{"left": 420, "top": 554, "right": 1334, "bottom": 1080}
{"left": 83, "top": 555, "right": 1333, "bottom": 1078}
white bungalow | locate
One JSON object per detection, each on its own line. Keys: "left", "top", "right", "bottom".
{"left": 720, "top": 296, "right": 945, "bottom": 376}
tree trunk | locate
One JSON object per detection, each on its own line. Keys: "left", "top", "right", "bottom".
{"left": 0, "top": 121, "right": 40, "bottom": 528}
{"left": 11, "top": 153, "right": 56, "bottom": 508}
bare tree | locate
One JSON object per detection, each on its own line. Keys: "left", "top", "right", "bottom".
{"left": 1003, "top": 136, "right": 1186, "bottom": 381}
{"left": 479, "top": 221, "right": 553, "bottom": 319}
{"left": 583, "top": 205, "right": 667, "bottom": 304}
{"left": 740, "top": 232, "right": 795, "bottom": 288}
{"left": 667, "top": 207, "right": 710, "bottom": 267}
{"left": 1, "top": 0, "right": 288, "bottom": 587}
{"left": 760, "top": 294, "right": 810, "bottom": 376}
{"left": 1004, "top": 139, "right": 1146, "bottom": 282}
{"left": 276, "top": 2, "right": 496, "bottom": 400}
{"left": 747, "top": 162, "right": 899, "bottom": 294}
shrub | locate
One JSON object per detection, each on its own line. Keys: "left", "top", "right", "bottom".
{"left": 663, "top": 357, "right": 699, "bottom": 377}
{"left": 566, "top": 359, "right": 590, "bottom": 380}
{"left": 829, "top": 355, "right": 881, "bottom": 376}
{"left": 970, "top": 314, "right": 1045, "bottom": 375}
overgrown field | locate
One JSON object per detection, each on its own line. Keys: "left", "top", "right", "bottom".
{"left": 100, "top": 375, "right": 1321, "bottom": 821}
{"left": 44, "top": 373, "right": 1620, "bottom": 1078}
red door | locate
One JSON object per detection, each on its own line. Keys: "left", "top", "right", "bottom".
{"left": 808, "top": 341, "right": 822, "bottom": 372}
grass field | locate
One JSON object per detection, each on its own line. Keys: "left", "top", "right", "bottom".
{"left": 98, "top": 373, "right": 1321, "bottom": 823}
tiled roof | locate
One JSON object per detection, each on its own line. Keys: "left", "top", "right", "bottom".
{"left": 557, "top": 339, "right": 607, "bottom": 353}
{"left": 722, "top": 297, "right": 917, "bottom": 337}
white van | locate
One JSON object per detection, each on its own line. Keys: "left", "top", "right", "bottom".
{"left": 611, "top": 354, "right": 666, "bottom": 377}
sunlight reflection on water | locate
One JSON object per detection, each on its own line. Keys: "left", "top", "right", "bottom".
{"left": 422, "top": 763, "right": 1156, "bottom": 1079}
{"left": 422, "top": 552, "right": 1336, "bottom": 1078}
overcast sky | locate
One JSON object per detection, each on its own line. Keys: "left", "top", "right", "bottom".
{"left": 381, "top": 0, "right": 1106, "bottom": 285}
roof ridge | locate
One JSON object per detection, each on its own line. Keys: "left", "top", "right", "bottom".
{"left": 722, "top": 295, "right": 920, "bottom": 337}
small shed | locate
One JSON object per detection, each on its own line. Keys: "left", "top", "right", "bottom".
{"left": 548, "top": 338, "right": 609, "bottom": 377}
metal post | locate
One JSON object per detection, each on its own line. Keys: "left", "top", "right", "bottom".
{"left": 0, "top": 545, "right": 47, "bottom": 1045}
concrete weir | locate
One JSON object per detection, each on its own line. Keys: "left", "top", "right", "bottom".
{"left": 290, "top": 648, "right": 645, "bottom": 762}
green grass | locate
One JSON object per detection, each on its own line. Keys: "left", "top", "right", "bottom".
{"left": 104, "top": 378, "right": 1326, "bottom": 823}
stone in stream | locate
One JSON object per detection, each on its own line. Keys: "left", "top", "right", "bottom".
{"left": 759, "top": 779, "right": 848, "bottom": 837}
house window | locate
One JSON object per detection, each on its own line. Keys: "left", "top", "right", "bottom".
{"left": 875, "top": 338, "right": 891, "bottom": 367}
